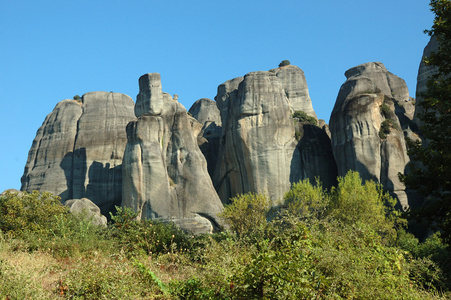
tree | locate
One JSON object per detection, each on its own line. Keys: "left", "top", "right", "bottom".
{"left": 330, "top": 171, "right": 401, "bottom": 243}
{"left": 278, "top": 60, "right": 290, "bottom": 67}
{"left": 218, "top": 193, "right": 271, "bottom": 237}
{"left": 402, "top": 0, "right": 451, "bottom": 243}
{"left": 292, "top": 110, "right": 317, "bottom": 125}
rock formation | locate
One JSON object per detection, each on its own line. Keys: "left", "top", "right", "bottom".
{"left": 329, "top": 62, "right": 411, "bottom": 208}
{"left": 293, "top": 122, "right": 338, "bottom": 189}
{"left": 20, "top": 59, "right": 426, "bottom": 231}
{"left": 122, "top": 73, "right": 224, "bottom": 234}
{"left": 212, "top": 65, "right": 336, "bottom": 203}
{"left": 188, "top": 98, "right": 222, "bottom": 177}
{"left": 273, "top": 65, "right": 318, "bottom": 120}
{"left": 64, "top": 198, "right": 108, "bottom": 226}
{"left": 21, "top": 92, "right": 135, "bottom": 215}
{"left": 414, "top": 36, "right": 438, "bottom": 125}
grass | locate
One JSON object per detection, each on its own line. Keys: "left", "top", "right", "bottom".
{"left": 1, "top": 187, "right": 451, "bottom": 299}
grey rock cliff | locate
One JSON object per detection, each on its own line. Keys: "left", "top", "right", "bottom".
{"left": 21, "top": 100, "right": 83, "bottom": 198}
{"left": 273, "top": 65, "right": 318, "bottom": 120}
{"left": 414, "top": 36, "right": 439, "bottom": 126}
{"left": 122, "top": 73, "right": 224, "bottom": 234}
{"left": 189, "top": 98, "right": 222, "bottom": 177}
{"left": 330, "top": 62, "right": 411, "bottom": 208}
{"left": 213, "top": 67, "right": 335, "bottom": 203}
{"left": 21, "top": 92, "right": 135, "bottom": 216}
{"left": 294, "top": 122, "right": 337, "bottom": 189}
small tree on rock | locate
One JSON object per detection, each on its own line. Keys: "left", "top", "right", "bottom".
{"left": 279, "top": 60, "right": 291, "bottom": 67}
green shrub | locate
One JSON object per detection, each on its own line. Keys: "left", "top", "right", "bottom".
{"left": 231, "top": 221, "right": 327, "bottom": 299}
{"left": 379, "top": 119, "right": 400, "bottom": 139}
{"left": 110, "top": 206, "right": 189, "bottom": 256}
{"left": 0, "top": 190, "right": 69, "bottom": 238}
{"left": 329, "top": 170, "right": 403, "bottom": 244}
{"left": 218, "top": 193, "right": 271, "bottom": 238}
{"left": 397, "top": 230, "right": 451, "bottom": 290}
{"left": 292, "top": 110, "right": 317, "bottom": 125}
{"left": 170, "top": 277, "right": 227, "bottom": 299}
{"left": 283, "top": 178, "right": 330, "bottom": 219}
{"left": 278, "top": 60, "right": 291, "bottom": 67}
{"left": 380, "top": 103, "right": 391, "bottom": 116}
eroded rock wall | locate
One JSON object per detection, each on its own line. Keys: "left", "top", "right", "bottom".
{"left": 212, "top": 66, "right": 336, "bottom": 203}
{"left": 330, "top": 62, "right": 411, "bottom": 208}
{"left": 21, "top": 92, "right": 135, "bottom": 215}
{"left": 122, "top": 73, "right": 224, "bottom": 234}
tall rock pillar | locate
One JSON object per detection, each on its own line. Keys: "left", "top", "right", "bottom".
{"left": 122, "top": 73, "right": 224, "bottom": 234}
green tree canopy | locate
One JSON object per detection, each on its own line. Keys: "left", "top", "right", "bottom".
{"left": 403, "top": 0, "right": 451, "bottom": 243}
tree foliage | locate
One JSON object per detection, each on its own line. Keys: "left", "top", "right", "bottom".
{"left": 278, "top": 59, "right": 291, "bottom": 67}
{"left": 0, "top": 190, "right": 69, "bottom": 237}
{"left": 218, "top": 192, "right": 271, "bottom": 238}
{"left": 402, "top": 0, "right": 451, "bottom": 243}
{"left": 293, "top": 110, "right": 318, "bottom": 125}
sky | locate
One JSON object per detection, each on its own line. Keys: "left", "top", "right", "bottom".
{"left": 0, "top": 0, "right": 434, "bottom": 192}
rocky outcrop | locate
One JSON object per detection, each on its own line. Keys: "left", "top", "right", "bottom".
{"left": 330, "top": 62, "right": 411, "bottom": 208}
{"left": 21, "top": 92, "right": 135, "bottom": 215}
{"left": 64, "top": 198, "right": 108, "bottom": 226}
{"left": 21, "top": 100, "right": 83, "bottom": 198}
{"left": 189, "top": 98, "right": 222, "bottom": 176}
{"left": 122, "top": 73, "right": 224, "bottom": 234}
{"left": 414, "top": 36, "right": 439, "bottom": 126}
{"left": 273, "top": 65, "right": 318, "bottom": 120}
{"left": 294, "top": 122, "right": 338, "bottom": 189}
{"left": 213, "top": 66, "right": 336, "bottom": 203}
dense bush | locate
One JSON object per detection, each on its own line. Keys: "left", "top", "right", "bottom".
{"left": 293, "top": 110, "right": 318, "bottom": 125}
{"left": 283, "top": 178, "right": 329, "bottom": 219}
{"left": 218, "top": 192, "right": 271, "bottom": 238}
{"left": 110, "top": 206, "right": 190, "bottom": 256}
{"left": 329, "top": 170, "right": 404, "bottom": 244}
{"left": 0, "top": 178, "right": 449, "bottom": 298}
{"left": 0, "top": 190, "right": 69, "bottom": 238}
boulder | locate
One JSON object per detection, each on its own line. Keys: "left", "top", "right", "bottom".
{"left": 64, "top": 198, "right": 108, "bottom": 226}
{"left": 122, "top": 73, "right": 224, "bottom": 234}
{"left": 329, "top": 62, "right": 411, "bottom": 208}
{"left": 21, "top": 92, "right": 135, "bottom": 216}
{"left": 189, "top": 98, "right": 222, "bottom": 127}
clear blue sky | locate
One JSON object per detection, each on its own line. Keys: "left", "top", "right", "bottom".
{"left": 0, "top": 0, "right": 433, "bottom": 192}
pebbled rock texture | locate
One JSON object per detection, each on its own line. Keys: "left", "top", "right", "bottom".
{"left": 329, "top": 62, "right": 411, "bottom": 208}
{"left": 122, "top": 73, "right": 224, "bottom": 233}
{"left": 21, "top": 92, "right": 135, "bottom": 216}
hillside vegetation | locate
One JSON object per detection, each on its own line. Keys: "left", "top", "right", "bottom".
{"left": 1, "top": 171, "right": 450, "bottom": 299}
